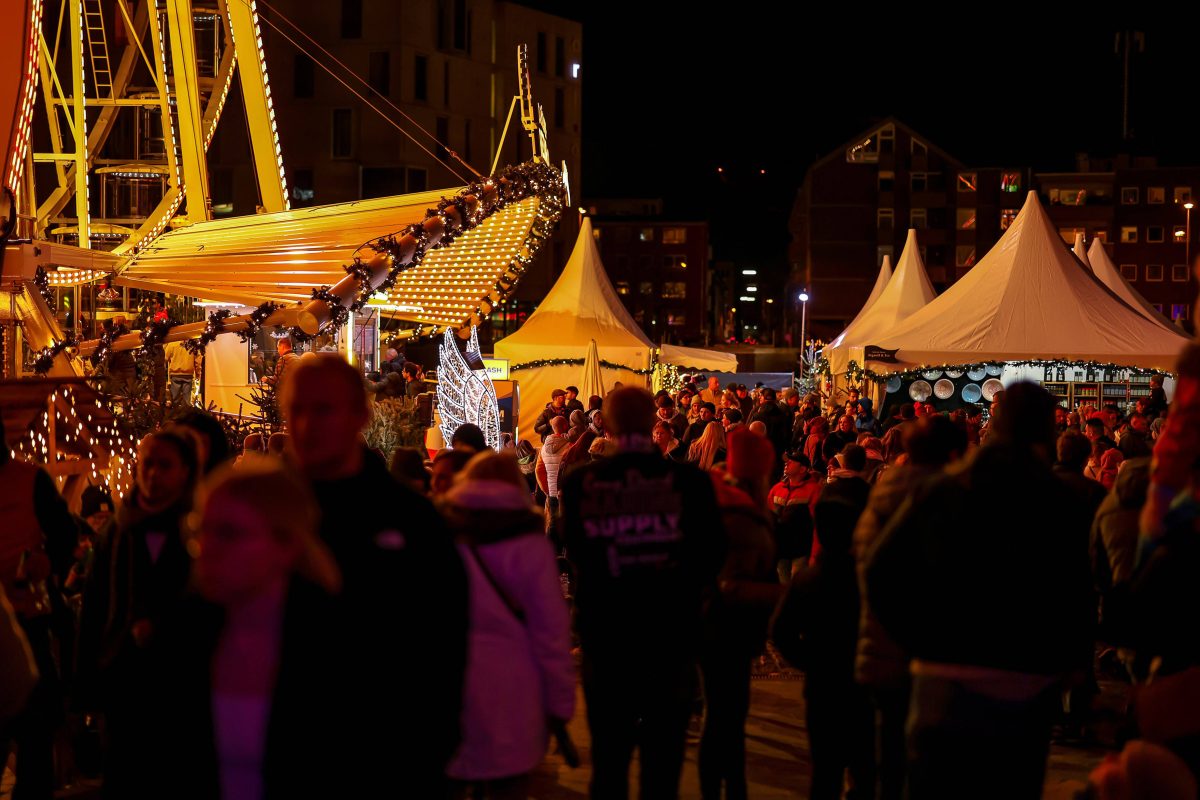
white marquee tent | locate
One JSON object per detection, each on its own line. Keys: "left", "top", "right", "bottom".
{"left": 831, "top": 253, "right": 892, "bottom": 345}
{"left": 826, "top": 228, "right": 936, "bottom": 374}
{"left": 868, "top": 192, "right": 1189, "bottom": 372}
{"left": 1086, "top": 237, "right": 1178, "bottom": 333}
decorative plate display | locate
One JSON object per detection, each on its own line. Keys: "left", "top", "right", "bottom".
{"left": 920, "top": 370, "right": 942, "bottom": 380}
{"left": 885, "top": 376, "right": 902, "bottom": 394}
{"left": 934, "top": 379, "right": 955, "bottom": 400}
{"left": 985, "top": 364, "right": 1003, "bottom": 377}
{"left": 966, "top": 367, "right": 988, "bottom": 381}
{"left": 961, "top": 383, "right": 982, "bottom": 403}
{"left": 982, "top": 378, "right": 1004, "bottom": 401}
{"left": 909, "top": 380, "right": 933, "bottom": 402}
{"left": 945, "top": 369, "right": 965, "bottom": 378}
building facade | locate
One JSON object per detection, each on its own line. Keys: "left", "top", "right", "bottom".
{"left": 586, "top": 199, "right": 710, "bottom": 343}
{"left": 789, "top": 119, "right": 1199, "bottom": 340}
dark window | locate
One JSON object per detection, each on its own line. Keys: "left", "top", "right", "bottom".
{"left": 368, "top": 51, "right": 389, "bottom": 97}
{"left": 414, "top": 55, "right": 428, "bottom": 101}
{"left": 407, "top": 167, "right": 427, "bottom": 192}
{"left": 436, "top": 116, "right": 449, "bottom": 159}
{"left": 443, "top": 61, "right": 450, "bottom": 107}
{"left": 555, "top": 36, "right": 565, "bottom": 77}
{"left": 331, "top": 109, "right": 353, "bottom": 158}
{"left": 536, "top": 32, "right": 546, "bottom": 73}
{"left": 454, "top": 0, "right": 467, "bottom": 50}
{"left": 294, "top": 54, "right": 314, "bottom": 98}
{"left": 361, "top": 167, "right": 405, "bottom": 200}
{"left": 340, "top": 0, "right": 362, "bottom": 39}
{"left": 291, "top": 168, "right": 314, "bottom": 206}
{"left": 437, "top": 1, "right": 448, "bottom": 49}
{"left": 554, "top": 87, "right": 564, "bottom": 129}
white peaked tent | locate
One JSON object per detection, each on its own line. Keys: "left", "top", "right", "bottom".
{"left": 827, "top": 229, "right": 936, "bottom": 374}
{"left": 495, "top": 218, "right": 654, "bottom": 413}
{"left": 1087, "top": 238, "right": 1177, "bottom": 333}
{"left": 871, "top": 192, "right": 1189, "bottom": 371}
{"left": 1073, "top": 233, "right": 1091, "bottom": 269}
{"left": 832, "top": 254, "right": 893, "bottom": 347}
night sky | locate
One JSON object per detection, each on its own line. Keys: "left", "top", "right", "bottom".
{"left": 519, "top": 10, "right": 1200, "bottom": 273}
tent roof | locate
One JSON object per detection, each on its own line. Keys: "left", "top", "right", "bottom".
{"left": 872, "top": 192, "right": 1189, "bottom": 371}
{"left": 1073, "top": 233, "right": 1090, "bottom": 269}
{"left": 830, "top": 254, "right": 892, "bottom": 347}
{"left": 495, "top": 217, "right": 654, "bottom": 352}
{"left": 827, "top": 230, "right": 935, "bottom": 369}
{"left": 1087, "top": 237, "right": 1177, "bottom": 333}
{"left": 658, "top": 343, "right": 738, "bottom": 372}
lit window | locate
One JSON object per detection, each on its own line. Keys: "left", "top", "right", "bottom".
{"left": 1172, "top": 304, "right": 1190, "bottom": 321}
{"left": 1149, "top": 187, "right": 1165, "bottom": 204}
{"left": 571, "top": 62, "right": 581, "bottom": 79}
{"left": 911, "top": 172, "right": 927, "bottom": 192}
{"left": 615, "top": 281, "right": 630, "bottom": 295}
{"left": 957, "top": 208, "right": 976, "bottom": 230}
{"left": 667, "top": 313, "right": 686, "bottom": 326}
{"left": 878, "top": 208, "right": 894, "bottom": 228}
{"left": 1175, "top": 187, "right": 1192, "bottom": 204}
{"left": 957, "top": 172, "right": 977, "bottom": 192}
{"left": 878, "top": 171, "right": 895, "bottom": 192}
{"left": 663, "top": 282, "right": 686, "bottom": 299}
{"left": 1000, "top": 209, "right": 1018, "bottom": 230}
{"left": 1121, "top": 187, "right": 1140, "bottom": 205}
{"left": 910, "top": 208, "right": 927, "bottom": 229}
{"left": 639, "top": 281, "right": 654, "bottom": 295}
{"left": 662, "top": 227, "right": 687, "bottom": 244}
{"left": 1121, "top": 226, "right": 1139, "bottom": 243}
{"left": 846, "top": 124, "right": 893, "bottom": 163}
{"left": 1001, "top": 172, "right": 1021, "bottom": 193}
{"left": 1050, "top": 187, "right": 1087, "bottom": 206}
{"left": 1092, "top": 230, "right": 1108, "bottom": 243}
{"left": 1059, "top": 227, "right": 1086, "bottom": 245}
{"left": 1120, "top": 264, "right": 1138, "bottom": 281}
{"left": 955, "top": 245, "right": 976, "bottom": 267}
{"left": 1148, "top": 225, "right": 1165, "bottom": 243}
{"left": 742, "top": 269, "right": 757, "bottom": 275}
{"left": 1146, "top": 264, "right": 1164, "bottom": 281}
{"left": 638, "top": 228, "right": 654, "bottom": 243}
{"left": 1173, "top": 264, "right": 1190, "bottom": 282}
{"left": 746, "top": 286, "right": 758, "bottom": 292}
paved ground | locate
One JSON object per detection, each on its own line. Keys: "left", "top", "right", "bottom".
{"left": 529, "top": 673, "right": 1117, "bottom": 799}
{"left": 4, "top": 671, "right": 1119, "bottom": 799}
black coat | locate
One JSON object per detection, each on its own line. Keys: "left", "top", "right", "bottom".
{"left": 308, "top": 452, "right": 469, "bottom": 793}
{"left": 747, "top": 402, "right": 791, "bottom": 460}
{"left": 138, "top": 581, "right": 362, "bottom": 799}
{"left": 772, "top": 549, "right": 860, "bottom": 692}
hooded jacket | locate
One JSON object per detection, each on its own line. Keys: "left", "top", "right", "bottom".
{"left": 440, "top": 480, "right": 576, "bottom": 780}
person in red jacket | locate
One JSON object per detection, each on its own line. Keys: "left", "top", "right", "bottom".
{"left": 768, "top": 451, "right": 822, "bottom": 582}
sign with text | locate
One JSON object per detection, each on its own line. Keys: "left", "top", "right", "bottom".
{"left": 482, "top": 358, "right": 510, "bottom": 380}
{"left": 864, "top": 346, "right": 900, "bottom": 364}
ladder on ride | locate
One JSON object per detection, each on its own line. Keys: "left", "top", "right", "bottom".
{"left": 83, "top": 0, "right": 113, "bottom": 99}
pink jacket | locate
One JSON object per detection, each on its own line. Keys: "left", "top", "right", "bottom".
{"left": 442, "top": 480, "right": 576, "bottom": 780}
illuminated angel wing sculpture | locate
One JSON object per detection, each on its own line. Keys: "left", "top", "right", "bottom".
{"left": 437, "top": 326, "right": 501, "bottom": 451}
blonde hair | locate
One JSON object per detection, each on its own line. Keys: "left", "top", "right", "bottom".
{"left": 459, "top": 450, "right": 525, "bottom": 490}
{"left": 689, "top": 421, "right": 726, "bottom": 470}
{"left": 196, "top": 461, "right": 341, "bottom": 595}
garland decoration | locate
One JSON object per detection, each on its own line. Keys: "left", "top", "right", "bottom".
{"left": 510, "top": 357, "right": 654, "bottom": 376}
{"left": 32, "top": 334, "right": 79, "bottom": 374}
{"left": 33, "top": 267, "right": 55, "bottom": 307}
{"left": 183, "top": 309, "right": 233, "bottom": 355}
{"left": 237, "top": 302, "right": 281, "bottom": 343}
{"left": 139, "top": 316, "right": 180, "bottom": 350}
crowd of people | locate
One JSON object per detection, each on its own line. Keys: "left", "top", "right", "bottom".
{"left": 2, "top": 350, "right": 1200, "bottom": 800}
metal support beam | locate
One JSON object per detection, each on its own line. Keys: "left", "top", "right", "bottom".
{"left": 224, "top": 0, "right": 288, "bottom": 211}
{"left": 163, "top": 0, "right": 211, "bottom": 221}
{"left": 69, "top": 0, "right": 90, "bottom": 248}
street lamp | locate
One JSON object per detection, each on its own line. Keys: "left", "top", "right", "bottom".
{"left": 1185, "top": 200, "right": 1194, "bottom": 269}
{"left": 798, "top": 290, "right": 810, "bottom": 382}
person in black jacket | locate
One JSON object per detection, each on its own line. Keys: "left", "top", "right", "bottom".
{"left": 772, "top": 482, "right": 875, "bottom": 800}
{"left": 534, "top": 389, "right": 571, "bottom": 442}
{"left": 866, "top": 382, "right": 1094, "bottom": 800}
{"left": 137, "top": 461, "right": 351, "bottom": 799}
{"left": 746, "top": 388, "right": 790, "bottom": 460}
{"left": 561, "top": 388, "right": 726, "bottom": 800}
{"left": 282, "top": 355, "right": 468, "bottom": 795}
